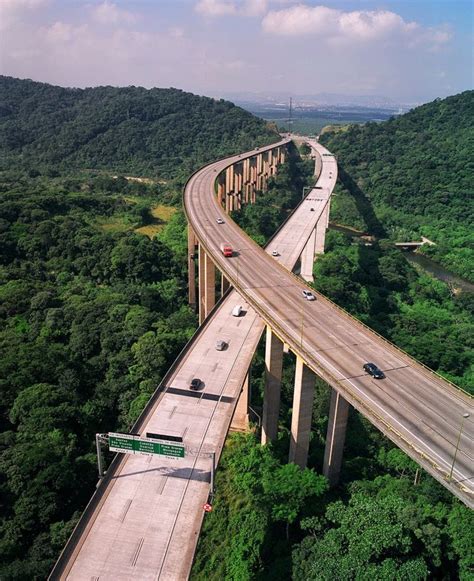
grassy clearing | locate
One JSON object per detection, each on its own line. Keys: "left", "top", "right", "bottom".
{"left": 135, "top": 204, "right": 177, "bottom": 238}
{"left": 96, "top": 215, "right": 135, "bottom": 233}
{"left": 96, "top": 202, "right": 176, "bottom": 237}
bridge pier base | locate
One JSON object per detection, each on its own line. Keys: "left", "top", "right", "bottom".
{"left": 289, "top": 357, "right": 316, "bottom": 468}
{"left": 323, "top": 388, "right": 349, "bottom": 486}
{"left": 261, "top": 326, "right": 284, "bottom": 445}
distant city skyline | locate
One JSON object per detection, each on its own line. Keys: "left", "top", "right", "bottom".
{"left": 1, "top": 0, "right": 472, "bottom": 103}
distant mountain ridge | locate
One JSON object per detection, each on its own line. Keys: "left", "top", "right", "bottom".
{"left": 0, "top": 76, "right": 278, "bottom": 179}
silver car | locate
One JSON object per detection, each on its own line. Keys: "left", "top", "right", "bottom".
{"left": 302, "top": 290, "right": 316, "bottom": 301}
{"left": 216, "top": 340, "right": 227, "bottom": 351}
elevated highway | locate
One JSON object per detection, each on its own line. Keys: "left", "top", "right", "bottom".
{"left": 185, "top": 139, "right": 473, "bottom": 507}
{"left": 50, "top": 137, "right": 338, "bottom": 580}
{"left": 51, "top": 136, "right": 472, "bottom": 580}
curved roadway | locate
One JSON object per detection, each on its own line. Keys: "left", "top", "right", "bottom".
{"left": 184, "top": 138, "right": 473, "bottom": 507}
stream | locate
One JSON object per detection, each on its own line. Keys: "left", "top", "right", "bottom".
{"left": 329, "top": 224, "right": 474, "bottom": 293}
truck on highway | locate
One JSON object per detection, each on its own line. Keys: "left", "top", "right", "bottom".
{"left": 220, "top": 243, "right": 233, "bottom": 257}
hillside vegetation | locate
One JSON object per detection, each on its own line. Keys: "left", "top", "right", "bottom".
{"left": 0, "top": 77, "right": 278, "bottom": 578}
{"left": 0, "top": 76, "right": 278, "bottom": 179}
{"left": 320, "top": 91, "right": 474, "bottom": 281}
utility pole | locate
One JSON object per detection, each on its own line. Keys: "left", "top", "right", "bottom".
{"left": 288, "top": 97, "right": 293, "bottom": 134}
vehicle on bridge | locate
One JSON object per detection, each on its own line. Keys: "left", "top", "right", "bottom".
{"left": 232, "top": 305, "right": 243, "bottom": 317}
{"left": 189, "top": 378, "right": 203, "bottom": 390}
{"left": 363, "top": 362, "right": 385, "bottom": 379}
{"left": 220, "top": 243, "right": 233, "bottom": 257}
{"left": 215, "top": 339, "right": 227, "bottom": 351}
{"left": 302, "top": 290, "right": 316, "bottom": 301}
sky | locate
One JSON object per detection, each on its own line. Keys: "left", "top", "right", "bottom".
{"left": 0, "top": 0, "right": 472, "bottom": 103}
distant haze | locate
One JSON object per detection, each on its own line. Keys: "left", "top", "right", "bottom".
{"left": 0, "top": 0, "right": 472, "bottom": 104}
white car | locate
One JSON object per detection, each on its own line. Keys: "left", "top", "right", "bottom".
{"left": 232, "top": 305, "right": 243, "bottom": 317}
{"left": 302, "top": 290, "right": 316, "bottom": 301}
{"left": 216, "top": 217, "right": 225, "bottom": 224}
{"left": 272, "top": 250, "right": 279, "bottom": 257}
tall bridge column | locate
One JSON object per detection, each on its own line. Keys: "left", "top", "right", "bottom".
{"left": 300, "top": 228, "right": 316, "bottom": 282}
{"left": 289, "top": 357, "right": 316, "bottom": 468}
{"left": 188, "top": 225, "right": 197, "bottom": 307}
{"left": 225, "top": 166, "right": 234, "bottom": 213}
{"left": 250, "top": 158, "right": 257, "bottom": 203}
{"left": 217, "top": 174, "right": 225, "bottom": 208}
{"left": 256, "top": 154, "right": 263, "bottom": 191}
{"left": 231, "top": 372, "right": 250, "bottom": 431}
{"left": 234, "top": 165, "right": 243, "bottom": 210}
{"left": 198, "top": 245, "right": 216, "bottom": 324}
{"left": 323, "top": 388, "right": 349, "bottom": 486}
{"left": 261, "top": 326, "right": 284, "bottom": 445}
{"left": 221, "top": 273, "right": 230, "bottom": 296}
{"left": 315, "top": 204, "right": 329, "bottom": 254}
{"left": 243, "top": 158, "right": 250, "bottom": 203}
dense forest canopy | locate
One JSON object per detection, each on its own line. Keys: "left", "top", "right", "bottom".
{"left": 320, "top": 91, "right": 474, "bottom": 281}
{"left": 0, "top": 77, "right": 279, "bottom": 579}
{"left": 0, "top": 76, "right": 278, "bottom": 179}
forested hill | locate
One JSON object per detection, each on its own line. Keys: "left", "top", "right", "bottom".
{"left": 320, "top": 91, "right": 473, "bottom": 280}
{"left": 0, "top": 76, "right": 278, "bottom": 179}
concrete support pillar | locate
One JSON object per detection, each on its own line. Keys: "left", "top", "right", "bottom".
{"left": 225, "top": 166, "right": 234, "bottom": 214}
{"left": 270, "top": 150, "right": 277, "bottom": 175}
{"left": 231, "top": 372, "right": 250, "bottom": 431}
{"left": 300, "top": 228, "right": 316, "bottom": 282}
{"left": 323, "top": 389, "right": 349, "bottom": 486}
{"left": 325, "top": 198, "right": 331, "bottom": 228}
{"left": 261, "top": 326, "right": 284, "bottom": 445}
{"left": 198, "top": 246, "right": 216, "bottom": 324}
{"left": 289, "top": 357, "right": 316, "bottom": 468}
{"left": 217, "top": 176, "right": 225, "bottom": 209}
{"left": 234, "top": 166, "right": 242, "bottom": 210}
{"left": 188, "top": 225, "right": 197, "bottom": 307}
{"left": 221, "top": 273, "right": 230, "bottom": 296}
{"left": 315, "top": 208, "right": 328, "bottom": 255}
{"left": 243, "top": 159, "right": 250, "bottom": 203}
{"left": 257, "top": 154, "right": 263, "bottom": 191}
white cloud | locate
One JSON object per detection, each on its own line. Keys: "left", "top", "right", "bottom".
{"left": 0, "top": 0, "right": 50, "bottom": 31}
{"left": 262, "top": 4, "right": 452, "bottom": 49}
{"left": 195, "top": 0, "right": 292, "bottom": 18}
{"left": 195, "top": 0, "right": 237, "bottom": 16}
{"left": 91, "top": 1, "right": 138, "bottom": 25}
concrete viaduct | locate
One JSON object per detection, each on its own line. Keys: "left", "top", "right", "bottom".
{"left": 50, "top": 137, "right": 472, "bottom": 581}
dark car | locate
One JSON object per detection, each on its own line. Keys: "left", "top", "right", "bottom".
{"left": 190, "top": 378, "right": 202, "bottom": 390}
{"left": 363, "top": 363, "right": 385, "bottom": 379}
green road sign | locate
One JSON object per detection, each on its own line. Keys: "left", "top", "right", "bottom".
{"left": 108, "top": 433, "right": 185, "bottom": 458}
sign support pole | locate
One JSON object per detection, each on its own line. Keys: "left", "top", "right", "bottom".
{"left": 96, "top": 433, "right": 106, "bottom": 479}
